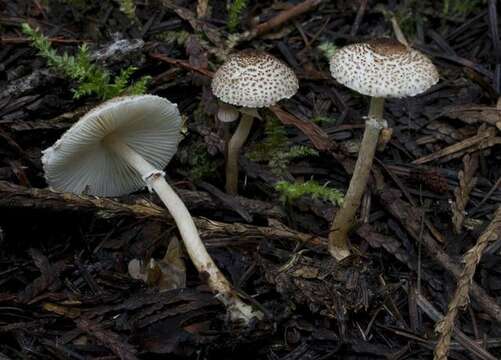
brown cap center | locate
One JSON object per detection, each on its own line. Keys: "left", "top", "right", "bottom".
{"left": 366, "top": 38, "right": 408, "bottom": 56}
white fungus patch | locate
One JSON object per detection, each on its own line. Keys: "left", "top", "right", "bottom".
{"left": 330, "top": 38, "right": 439, "bottom": 98}
{"left": 211, "top": 51, "right": 299, "bottom": 108}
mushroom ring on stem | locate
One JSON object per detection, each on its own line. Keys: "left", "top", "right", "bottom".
{"left": 211, "top": 50, "right": 299, "bottom": 195}
{"left": 42, "top": 95, "right": 262, "bottom": 324}
{"left": 328, "top": 38, "right": 439, "bottom": 260}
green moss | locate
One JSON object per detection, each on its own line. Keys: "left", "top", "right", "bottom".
{"left": 188, "top": 144, "right": 218, "bottom": 182}
{"left": 318, "top": 42, "right": 338, "bottom": 60}
{"left": 443, "top": 0, "right": 484, "bottom": 17}
{"left": 248, "top": 116, "right": 288, "bottom": 162}
{"left": 227, "top": 0, "right": 248, "bottom": 33}
{"left": 154, "top": 30, "right": 190, "bottom": 46}
{"left": 312, "top": 116, "right": 337, "bottom": 125}
{"left": 269, "top": 146, "right": 319, "bottom": 176}
{"left": 119, "top": 0, "right": 137, "bottom": 21}
{"left": 247, "top": 116, "right": 318, "bottom": 176}
{"left": 275, "top": 180, "right": 344, "bottom": 206}
{"left": 22, "top": 23, "right": 150, "bottom": 100}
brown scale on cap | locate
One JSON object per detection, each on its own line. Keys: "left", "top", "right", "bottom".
{"left": 330, "top": 38, "right": 439, "bottom": 98}
{"left": 212, "top": 51, "right": 299, "bottom": 108}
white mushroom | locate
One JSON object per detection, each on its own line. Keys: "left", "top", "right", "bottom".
{"left": 329, "top": 38, "right": 439, "bottom": 98}
{"left": 328, "top": 39, "right": 439, "bottom": 260}
{"left": 42, "top": 95, "right": 262, "bottom": 323}
{"left": 211, "top": 51, "right": 299, "bottom": 194}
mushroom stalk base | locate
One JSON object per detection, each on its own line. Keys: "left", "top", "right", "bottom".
{"left": 328, "top": 97, "right": 387, "bottom": 260}
{"left": 226, "top": 113, "right": 254, "bottom": 194}
{"left": 107, "top": 137, "right": 262, "bottom": 324}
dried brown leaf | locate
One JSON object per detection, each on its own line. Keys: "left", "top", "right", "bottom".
{"left": 42, "top": 302, "right": 81, "bottom": 318}
{"left": 441, "top": 104, "right": 501, "bottom": 129}
{"left": 18, "top": 249, "right": 65, "bottom": 303}
{"left": 196, "top": 0, "right": 209, "bottom": 18}
{"left": 416, "top": 121, "right": 474, "bottom": 145}
{"left": 413, "top": 125, "right": 497, "bottom": 165}
{"left": 128, "top": 237, "right": 186, "bottom": 291}
{"left": 161, "top": 1, "right": 223, "bottom": 45}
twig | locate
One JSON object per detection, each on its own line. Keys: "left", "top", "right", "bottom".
{"left": 412, "top": 125, "right": 497, "bottom": 165}
{"left": 149, "top": 53, "right": 214, "bottom": 78}
{"left": 0, "top": 128, "right": 40, "bottom": 170}
{"left": 451, "top": 154, "right": 479, "bottom": 233}
{"left": 474, "top": 176, "right": 501, "bottom": 209}
{"left": 222, "top": 0, "right": 323, "bottom": 55}
{"left": 269, "top": 105, "right": 332, "bottom": 152}
{"left": 252, "top": 0, "right": 322, "bottom": 38}
{"left": 415, "top": 292, "right": 498, "bottom": 360}
{"left": 487, "top": 0, "right": 500, "bottom": 92}
{"left": 390, "top": 15, "right": 409, "bottom": 46}
{"left": 350, "top": 0, "right": 368, "bottom": 36}
{"left": 433, "top": 207, "right": 501, "bottom": 360}
{"left": 0, "top": 36, "right": 86, "bottom": 44}
{"left": 0, "top": 181, "right": 324, "bottom": 247}
{"left": 377, "top": 187, "right": 501, "bottom": 324}
{"left": 197, "top": 180, "right": 253, "bottom": 222}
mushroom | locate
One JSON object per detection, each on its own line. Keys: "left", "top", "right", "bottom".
{"left": 328, "top": 38, "right": 439, "bottom": 260}
{"left": 42, "top": 95, "right": 262, "bottom": 323}
{"left": 211, "top": 50, "right": 299, "bottom": 194}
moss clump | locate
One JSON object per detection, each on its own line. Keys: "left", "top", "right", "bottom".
{"left": 275, "top": 180, "right": 344, "bottom": 206}
{"left": 22, "top": 23, "right": 149, "bottom": 100}
{"left": 248, "top": 116, "right": 318, "bottom": 176}
{"left": 227, "top": 0, "right": 248, "bottom": 33}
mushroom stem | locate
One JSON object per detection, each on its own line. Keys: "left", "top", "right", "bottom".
{"left": 225, "top": 113, "right": 254, "bottom": 194}
{"left": 368, "top": 96, "right": 385, "bottom": 120}
{"left": 328, "top": 97, "right": 387, "bottom": 260}
{"left": 107, "top": 137, "right": 262, "bottom": 323}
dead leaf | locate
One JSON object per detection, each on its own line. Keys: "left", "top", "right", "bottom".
{"left": 196, "top": 0, "right": 209, "bottom": 18}
{"left": 128, "top": 237, "right": 186, "bottom": 292}
{"left": 18, "top": 249, "right": 65, "bottom": 303}
{"left": 155, "top": 236, "right": 186, "bottom": 291}
{"left": 413, "top": 125, "right": 497, "bottom": 164}
{"left": 440, "top": 105, "right": 501, "bottom": 129}
{"left": 43, "top": 302, "right": 81, "bottom": 318}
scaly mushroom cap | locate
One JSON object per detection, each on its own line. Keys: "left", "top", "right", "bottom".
{"left": 211, "top": 51, "right": 299, "bottom": 108}
{"left": 329, "top": 39, "right": 439, "bottom": 98}
{"left": 42, "top": 95, "right": 181, "bottom": 197}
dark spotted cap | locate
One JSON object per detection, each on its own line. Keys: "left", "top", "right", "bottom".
{"left": 330, "top": 39, "right": 439, "bottom": 98}
{"left": 211, "top": 51, "right": 299, "bottom": 108}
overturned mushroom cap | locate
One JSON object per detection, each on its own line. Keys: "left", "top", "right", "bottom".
{"left": 330, "top": 38, "right": 439, "bottom": 98}
{"left": 42, "top": 95, "right": 181, "bottom": 197}
{"left": 212, "top": 51, "right": 299, "bottom": 108}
